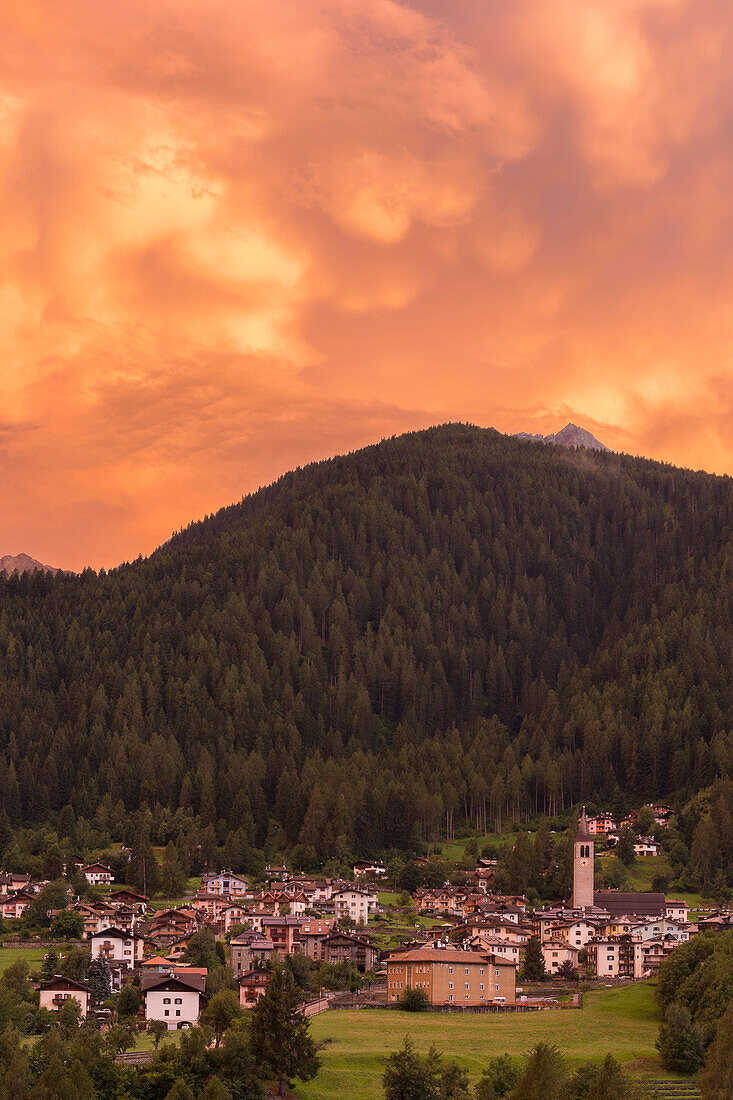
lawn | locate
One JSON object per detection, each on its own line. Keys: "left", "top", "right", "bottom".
{"left": 132, "top": 1028, "right": 182, "bottom": 1053}
{"left": 0, "top": 945, "right": 47, "bottom": 976}
{"left": 434, "top": 832, "right": 519, "bottom": 865}
{"left": 295, "top": 983, "right": 663, "bottom": 1100}
{"left": 624, "top": 858, "right": 714, "bottom": 912}
{"left": 377, "top": 892, "right": 401, "bottom": 907}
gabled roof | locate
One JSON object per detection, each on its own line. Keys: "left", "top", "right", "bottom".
{"left": 40, "top": 976, "right": 89, "bottom": 992}
{"left": 324, "top": 931, "right": 375, "bottom": 948}
{"left": 142, "top": 975, "right": 205, "bottom": 995}
{"left": 239, "top": 969, "right": 272, "bottom": 983}
{"left": 91, "top": 925, "right": 143, "bottom": 940}
{"left": 594, "top": 891, "right": 665, "bottom": 918}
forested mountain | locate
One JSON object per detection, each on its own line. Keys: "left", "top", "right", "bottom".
{"left": 1, "top": 424, "right": 732, "bottom": 872}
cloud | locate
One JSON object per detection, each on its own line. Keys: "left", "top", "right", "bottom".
{"left": 1, "top": 0, "right": 733, "bottom": 569}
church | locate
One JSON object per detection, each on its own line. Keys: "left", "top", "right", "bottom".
{"left": 573, "top": 808, "right": 666, "bottom": 919}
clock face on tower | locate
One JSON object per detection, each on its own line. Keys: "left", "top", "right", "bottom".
{"left": 580, "top": 859, "right": 588, "bottom": 867}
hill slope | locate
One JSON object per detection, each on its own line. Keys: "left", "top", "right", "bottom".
{"left": 0, "top": 424, "right": 732, "bottom": 867}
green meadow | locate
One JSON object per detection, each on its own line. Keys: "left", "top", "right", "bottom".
{"left": 0, "top": 946, "right": 47, "bottom": 976}
{"left": 296, "top": 983, "right": 664, "bottom": 1100}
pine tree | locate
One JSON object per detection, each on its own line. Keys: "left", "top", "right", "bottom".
{"left": 250, "top": 966, "right": 320, "bottom": 1096}
{"left": 522, "top": 938, "right": 546, "bottom": 981}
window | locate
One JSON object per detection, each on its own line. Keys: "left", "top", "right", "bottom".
{"left": 480, "top": 983, "right": 484, "bottom": 990}
{"left": 465, "top": 968, "right": 469, "bottom": 975}
{"left": 164, "top": 1009, "right": 170, "bottom": 1016}
{"left": 495, "top": 969, "right": 500, "bottom": 976}
{"left": 449, "top": 982, "right": 453, "bottom": 989}
{"left": 495, "top": 984, "right": 500, "bottom": 991}
{"left": 174, "top": 998, "right": 182, "bottom": 1004}
{"left": 449, "top": 967, "right": 453, "bottom": 974}
{"left": 480, "top": 968, "right": 485, "bottom": 976}
{"left": 465, "top": 983, "right": 469, "bottom": 990}
{"left": 448, "top": 994, "right": 453, "bottom": 1002}
{"left": 163, "top": 998, "right": 171, "bottom": 1004}
{"left": 176, "top": 1010, "right": 181, "bottom": 1017}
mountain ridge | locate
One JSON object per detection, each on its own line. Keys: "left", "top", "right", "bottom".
{"left": 0, "top": 552, "right": 61, "bottom": 575}
{"left": 513, "top": 421, "right": 610, "bottom": 452}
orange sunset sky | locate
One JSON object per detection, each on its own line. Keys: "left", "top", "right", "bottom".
{"left": 2, "top": 0, "right": 733, "bottom": 571}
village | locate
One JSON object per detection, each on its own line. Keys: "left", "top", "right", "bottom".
{"left": 1, "top": 804, "right": 730, "bottom": 1036}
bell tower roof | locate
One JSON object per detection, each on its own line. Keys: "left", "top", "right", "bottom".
{"left": 577, "top": 807, "right": 591, "bottom": 841}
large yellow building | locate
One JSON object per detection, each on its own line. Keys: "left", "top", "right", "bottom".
{"left": 386, "top": 947, "right": 516, "bottom": 1006}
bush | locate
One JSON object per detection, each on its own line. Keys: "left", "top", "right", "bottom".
{"left": 475, "top": 1054, "right": 517, "bottom": 1100}
{"left": 399, "top": 986, "right": 429, "bottom": 1012}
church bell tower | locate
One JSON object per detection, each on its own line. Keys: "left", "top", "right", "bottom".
{"left": 573, "top": 807, "right": 594, "bottom": 910}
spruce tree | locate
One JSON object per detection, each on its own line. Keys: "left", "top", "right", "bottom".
{"left": 250, "top": 966, "right": 320, "bottom": 1096}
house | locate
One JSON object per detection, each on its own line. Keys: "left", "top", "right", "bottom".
{"left": 81, "top": 863, "right": 114, "bottom": 886}
{"left": 472, "top": 900, "right": 524, "bottom": 923}
{"left": 665, "top": 900, "right": 689, "bottom": 922}
{"left": 386, "top": 948, "right": 516, "bottom": 1005}
{"left": 222, "top": 902, "right": 251, "bottom": 933}
{"left": 191, "top": 893, "right": 231, "bottom": 922}
{"left": 265, "top": 865, "right": 288, "bottom": 882}
{"left": 246, "top": 910, "right": 278, "bottom": 934}
{"left": 229, "top": 931, "right": 275, "bottom": 978}
{"left": 239, "top": 969, "right": 273, "bottom": 1007}
{"left": 90, "top": 927, "right": 145, "bottom": 969}
{"left": 471, "top": 867, "right": 495, "bottom": 893}
{"left": 467, "top": 935, "right": 522, "bottom": 966}
{"left": 141, "top": 956, "right": 177, "bottom": 974}
{"left": 633, "top": 837, "right": 661, "bottom": 857}
{"left": 72, "top": 901, "right": 118, "bottom": 938}
{"left": 554, "top": 919, "right": 599, "bottom": 949}
{"left": 586, "top": 813, "right": 617, "bottom": 836}
{"left": 0, "top": 872, "right": 31, "bottom": 895}
{"left": 353, "top": 861, "right": 387, "bottom": 878}
{"left": 39, "top": 976, "right": 90, "bottom": 1017}
{"left": 201, "top": 870, "right": 249, "bottom": 897}
{"left": 280, "top": 878, "right": 327, "bottom": 904}
{"left": 144, "top": 974, "right": 205, "bottom": 1029}
{"left": 541, "top": 941, "right": 580, "bottom": 974}
{"left": 646, "top": 804, "right": 672, "bottom": 826}
{"left": 697, "top": 911, "right": 733, "bottom": 934}
{"left": 298, "top": 918, "right": 336, "bottom": 962}
{"left": 639, "top": 935, "right": 680, "bottom": 972}
{"left": 107, "top": 889, "right": 149, "bottom": 913}
{"left": 586, "top": 935, "right": 644, "bottom": 979}
{"left": 0, "top": 889, "right": 33, "bottom": 920}
{"left": 323, "top": 931, "right": 379, "bottom": 972}
{"left": 631, "top": 918, "right": 690, "bottom": 943}
{"left": 260, "top": 915, "right": 302, "bottom": 955}
{"left": 333, "top": 887, "right": 378, "bottom": 925}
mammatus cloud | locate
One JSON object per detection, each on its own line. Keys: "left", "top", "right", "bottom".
{"left": 1, "top": 0, "right": 732, "bottom": 569}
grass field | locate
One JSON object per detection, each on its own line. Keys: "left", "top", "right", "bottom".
{"left": 0, "top": 946, "right": 47, "bottom": 975}
{"left": 295, "top": 983, "right": 664, "bottom": 1100}
{"left": 623, "top": 857, "right": 713, "bottom": 912}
